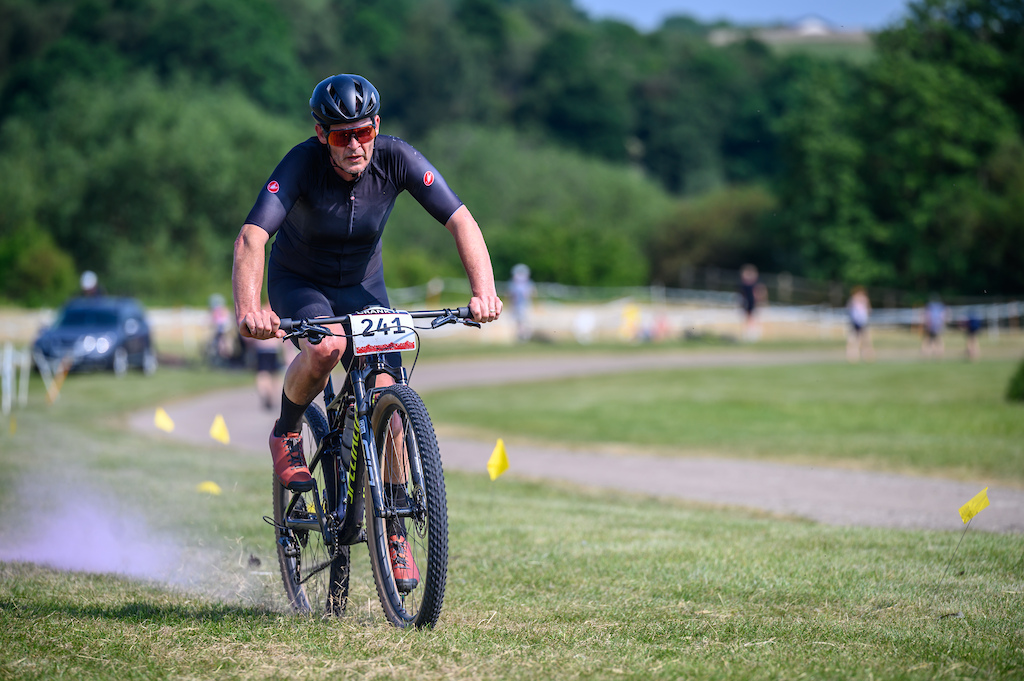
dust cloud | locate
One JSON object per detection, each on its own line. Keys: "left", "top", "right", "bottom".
{"left": 0, "top": 483, "right": 281, "bottom": 608}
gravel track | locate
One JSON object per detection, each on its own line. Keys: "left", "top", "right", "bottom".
{"left": 130, "top": 349, "right": 1024, "bottom": 533}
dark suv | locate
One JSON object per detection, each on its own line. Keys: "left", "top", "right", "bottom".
{"left": 33, "top": 297, "right": 157, "bottom": 376}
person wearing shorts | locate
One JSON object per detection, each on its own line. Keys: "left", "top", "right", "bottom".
{"left": 846, "top": 286, "right": 875, "bottom": 362}
{"left": 233, "top": 73, "right": 502, "bottom": 475}
{"left": 232, "top": 75, "right": 503, "bottom": 581}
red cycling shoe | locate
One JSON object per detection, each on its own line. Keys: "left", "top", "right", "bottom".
{"left": 388, "top": 534, "right": 420, "bottom": 591}
{"left": 269, "top": 424, "right": 314, "bottom": 492}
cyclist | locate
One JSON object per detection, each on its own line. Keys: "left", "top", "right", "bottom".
{"left": 232, "top": 73, "right": 502, "bottom": 586}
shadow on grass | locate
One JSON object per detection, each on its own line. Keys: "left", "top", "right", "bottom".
{"left": 0, "top": 594, "right": 279, "bottom": 624}
{"left": 0, "top": 561, "right": 286, "bottom": 625}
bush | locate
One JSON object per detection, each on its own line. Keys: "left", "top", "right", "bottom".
{"left": 1007, "top": 358, "right": 1024, "bottom": 402}
{"left": 0, "top": 226, "right": 77, "bottom": 307}
{"left": 384, "top": 124, "right": 676, "bottom": 287}
{"left": 647, "top": 185, "right": 778, "bottom": 286}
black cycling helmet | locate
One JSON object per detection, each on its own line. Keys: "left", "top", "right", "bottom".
{"left": 309, "top": 74, "right": 380, "bottom": 128}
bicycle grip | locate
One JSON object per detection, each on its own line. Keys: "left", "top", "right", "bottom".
{"left": 278, "top": 318, "right": 295, "bottom": 331}
{"left": 456, "top": 306, "right": 471, "bottom": 319}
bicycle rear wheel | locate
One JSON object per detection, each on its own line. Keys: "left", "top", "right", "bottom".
{"left": 273, "top": 403, "right": 350, "bottom": 616}
{"left": 366, "top": 385, "right": 448, "bottom": 628}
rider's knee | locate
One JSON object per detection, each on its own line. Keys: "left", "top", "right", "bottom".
{"left": 303, "top": 337, "right": 345, "bottom": 376}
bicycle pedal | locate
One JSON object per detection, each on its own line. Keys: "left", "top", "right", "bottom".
{"left": 356, "top": 528, "right": 367, "bottom": 543}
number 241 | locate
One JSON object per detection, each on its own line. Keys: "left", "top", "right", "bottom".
{"left": 359, "top": 317, "right": 403, "bottom": 335}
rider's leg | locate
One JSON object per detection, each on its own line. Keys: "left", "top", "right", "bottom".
{"left": 274, "top": 325, "right": 346, "bottom": 436}
{"left": 269, "top": 326, "right": 346, "bottom": 491}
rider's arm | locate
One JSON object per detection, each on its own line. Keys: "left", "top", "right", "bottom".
{"left": 446, "top": 205, "right": 502, "bottom": 323}
{"left": 232, "top": 223, "right": 282, "bottom": 339}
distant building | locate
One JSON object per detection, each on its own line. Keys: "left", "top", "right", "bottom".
{"left": 708, "top": 16, "right": 869, "bottom": 47}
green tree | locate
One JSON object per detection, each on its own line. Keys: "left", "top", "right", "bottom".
{"left": 877, "top": 0, "right": 1024, "bottom": 129}
{"left": 517, "top": 27, "right": 633, "bottom": 162}
{"left": 0, "top": 0, "right": 306, "bottom": 119}
{"left": 635, "top": 38, "right": 776, "bottom": 194}
{"left": 0, "top": 73, "right": 305, "bottom": 305}
{"left": 648, "top": 186, "right": 777, "bottom": 286}
{"left": 857, "top": 53, "right": 1017, "bottom": 291}
{"left": 770, "top": 57, "right": 886, "bottom": 285}
{"left": 0, "top": 225, "right": 76, "bottom": 306}
{"left": 382, "top": 124, "right": 675, "bottom": 287}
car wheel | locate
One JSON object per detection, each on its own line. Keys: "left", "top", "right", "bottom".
{"left": 142, "top": 348, "right": 158, "bottom": 376}
{"left": 113, "top": 347, "right": 128, "bottom": 376}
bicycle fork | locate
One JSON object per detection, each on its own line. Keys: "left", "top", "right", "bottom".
{"left": 356, "top": 401, "right": 425, "bottom": 523}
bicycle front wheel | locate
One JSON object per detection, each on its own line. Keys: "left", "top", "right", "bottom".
{"left": 273, "top": 403, "right": 350, "bottom": 617}
{"left": 366, "top": 385, "right": 448, "bottom": 628}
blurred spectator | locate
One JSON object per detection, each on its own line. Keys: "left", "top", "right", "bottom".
{"left": 846, "top": 286, "right": 875, "bottom": 362}
{"left": 738, "top": 264, "right": 767, "bottom": 341}
{"left": 922, "top": 295, "right": 947, "bottom": 358}
{"left": 79, "top": 270, "right": 105, "bottom": 297}
{"left": 964, "top": 307, "right": 983, "bottom": 362}
{"left": 573, "top": 310, "right": 597, "bottom": 344}
{"left": 208, "top": 293, "right": 242, "bottom": 365}
{"left": 508, "top": 263, "right": 536, "bottom": 342}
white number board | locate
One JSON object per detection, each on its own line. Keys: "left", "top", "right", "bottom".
{"left": 350, "top": 310, "right": 417, "bottom": 356}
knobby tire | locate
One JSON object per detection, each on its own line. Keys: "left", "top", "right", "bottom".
{"left": 366, "top": 385, "right": 448, "bottom": 628}
{"left": 272, "top": 403, "right": 350, "bottom": 617}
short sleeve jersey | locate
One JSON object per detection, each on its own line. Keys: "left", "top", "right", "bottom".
{"left": 245, "top": 135, "right": 463, "bottom": 288}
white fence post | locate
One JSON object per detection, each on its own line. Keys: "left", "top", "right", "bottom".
{"left": 18, "top": 345, "right": 30, "bottom": 406}
{"left": 1, "top": 343, "right": 33, "bottom": 415}
{"left": 2, "top": 343, "right": 14, "bottom": 416}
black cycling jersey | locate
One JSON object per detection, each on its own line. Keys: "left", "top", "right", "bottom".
{"left": 245, "top": 135, "right": 464, "bottom": 288}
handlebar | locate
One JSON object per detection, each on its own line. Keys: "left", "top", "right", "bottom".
{"left": 279, "top": 306, "right": 477, "bottom": 336}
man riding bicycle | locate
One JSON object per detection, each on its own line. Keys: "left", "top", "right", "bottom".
{"left": 232, "top": 73, "right": 502, "bottom": 587}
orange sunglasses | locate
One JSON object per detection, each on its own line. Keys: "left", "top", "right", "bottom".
{"left": 326, "top": 124, "right": 377, "bottom": 147}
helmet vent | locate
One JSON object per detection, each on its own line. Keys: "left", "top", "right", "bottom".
{"left": 310, "top": 74, "right": 380, "bottom": 125}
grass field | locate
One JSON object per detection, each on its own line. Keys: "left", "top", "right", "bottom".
{"left": 1, "top": 350, "right": 1022, "bottom": 679}
{"left": 423, "top": 354, "right": 1024, "bottom": 486}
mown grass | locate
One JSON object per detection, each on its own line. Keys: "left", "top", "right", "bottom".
{"left": 1, "top": 356, "right": 1022, "bottom": 679}
{"left": 2, "top": 474, "right": 1022, "bottom": 680}
{"left": 425, "top": 356, "right": 1024, "bottom": 486}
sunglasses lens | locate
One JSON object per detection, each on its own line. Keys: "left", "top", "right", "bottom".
{"left": 327, "top": 125, "right": 376, "bottom": 146}
{"left": 354, "top": 126, "right": 376, "bottom": 143}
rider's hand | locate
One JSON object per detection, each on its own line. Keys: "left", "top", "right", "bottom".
{"left": 238, "top": 307, "right": 284, "bottom": 339}
{"left": 470, "top": 295, "right": 502, "bottom": 323}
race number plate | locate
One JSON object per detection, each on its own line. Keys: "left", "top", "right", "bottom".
{"left": 350, "top": 310, "right": 417, "bottom": 356}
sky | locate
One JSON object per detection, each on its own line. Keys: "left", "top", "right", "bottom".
{"left": 573, "top": 0, "right": 911, "bottom": 31}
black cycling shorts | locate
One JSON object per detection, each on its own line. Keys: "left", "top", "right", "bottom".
{"left": 268, "top": 262, "right": 401, "bottom": 370}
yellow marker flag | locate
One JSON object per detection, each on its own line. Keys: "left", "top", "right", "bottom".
{"left": 196, "top": 480, "right": 222, "bottom": 495}
{"left": 209, "top": 414, "right": 230, "bottom": 444}
{"left": 959, "top": 487, "right": 990, "bottom": 523}
{"left": 154, "top": 407, "right": 175, "bottom": 433}
{"left": 487, "top": 438, "right": 509, "bottom": 481}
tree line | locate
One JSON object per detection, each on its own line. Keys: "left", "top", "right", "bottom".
{"left": 0, "top": 0, "right": 1021, "bottom": 306}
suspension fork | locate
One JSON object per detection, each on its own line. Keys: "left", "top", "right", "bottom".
{"left": 348, "top": 356, "right": 419, "bottom": 520}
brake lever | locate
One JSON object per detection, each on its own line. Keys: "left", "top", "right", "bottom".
{"left": 283, "top": 321, "right": 334, "bottom": 344}
{"left": 431, "top": 314, "right": 456, "bottom": 329}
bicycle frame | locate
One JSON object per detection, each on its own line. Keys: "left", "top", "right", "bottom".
{"left": 278, "top": 308, "right": 472, "bottom": 553}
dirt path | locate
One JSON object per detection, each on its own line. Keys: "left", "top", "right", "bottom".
{"left": 131, "top": 349, "right": 1024, "bottom": 533}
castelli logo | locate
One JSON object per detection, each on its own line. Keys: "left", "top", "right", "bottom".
{"left": 423, "top": 171, "right": 434, "bottom": 187}
{"left": 267, "top": 180, "right": 280, "bottom": 194}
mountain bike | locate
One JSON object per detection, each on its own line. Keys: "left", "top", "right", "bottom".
{"left": 269, "top": 306, "right": 478, "bottom": 628}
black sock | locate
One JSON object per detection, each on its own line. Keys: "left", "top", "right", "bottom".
{"left": 274, "top": 392, "right": 307, "bottom": 436}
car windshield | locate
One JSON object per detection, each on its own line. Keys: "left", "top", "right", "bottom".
{"left": 56, "top": 308, "right": 119, "bottom": 328}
